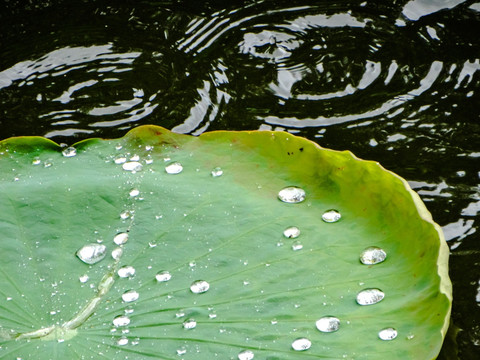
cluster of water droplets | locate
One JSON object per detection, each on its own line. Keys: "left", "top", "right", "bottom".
{"left": 277, "top": 185, "right": 396, "bottom": 350}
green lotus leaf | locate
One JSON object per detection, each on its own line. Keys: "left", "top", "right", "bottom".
{"left": 0, "top": 125, "right": 452, "bottom": 359}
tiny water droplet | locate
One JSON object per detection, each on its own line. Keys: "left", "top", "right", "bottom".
{"left": 211, "top": 167, "right": 223, "bottom": 177}
{"left": 113, "top": 232, "right": 129, "bottom": 245}
{"left": 122, "top": 161, "right": 143, "bottom": 172}
{"left": 130, "top": 154, "right": 140, "bottom": 161}
{"left": 360, "top": 246, "right": 387, "bottom": 265}
{"left": 356, "top": 288, "right": 385, "bottom": 305}
{"left": 115, "top": 156, "right": 127, "bottom": 164}
{"left": 62, "top": 147, "right": 77, "bottom": 157}
{"left": 283, "top": 226, "right": 300, "bottom": 238}
{"left": 122, "top": 290, "right": 139, "bottom": 303}
{"left": 378, "top": 327, "right": 397, "bottom": 340}
{"left": 177, "top": 348, "right": 187, "bottom": 355}
{"left": 111, "top": 247, "right": 123, "bottom": 260}
{"left": 278, "top": 186, "right": 306, "bottom": 203}
{"left": 190, "top": 280, "right": 210, "bottom": 294}
{"left": 145, "top": 145, "right": 153, "bottom": 151}
{"left": 322, "top": 209, "right": 341, "bottom": 223}
{"left": 238, "top": 350, "right": 254, "bottom": 360}
{"left": 291, "top": 241, "right": 303, "bottom": 251}
{"left": 291, "top": 337, "right": 311, "bottom": 351}
{"left": 176, "top": 311, "right": 186, "bottom": 318}
{"left": 79, "top": 274, "right": 89, "bottom": 283}
{"left": 120, "top": 210, "right": 132, "bottom": 220}
{"left": 117, "top": 337, "right": 129, "bottom": 346}
{"left": 316, "top": 316, "right": 340, "bottom": 332}
{"left": 32, "top": 157, "right": 41, "bottom": 165}
{"left": 113, "top": 315, "right": 130, "bottom": 327}
{"left": 407, "top": 333, "right": 415, "bottom": 340}
{"left": 44, "top": 160, "right": 53, "bottom": 168}
{"left": 165, "top": 162, "right": 183, "bottom": 174}
{"left": 115, "top": 144, "right": 123, "bottom": 150}
{"left": 155, "top": 270, "right": 172, "bottom": 282}
{"left": 76, "top": 244, "right": 107, "bottom": 265}
{"left": 129, "top": 189, "right": 140, "bottom": 197}
{"left": 118, "top": 266, "right": 136, "bottom": 278}
{"left": 183, "top": 319, "right": 197, "bottom": 329}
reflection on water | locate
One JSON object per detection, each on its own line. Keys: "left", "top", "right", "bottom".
{"left": 0, "top": 0, "right": 479, "bottom": 357}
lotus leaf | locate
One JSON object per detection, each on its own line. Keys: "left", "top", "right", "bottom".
{"left": 0, "top": 125, "right": 452, "bottom": 359}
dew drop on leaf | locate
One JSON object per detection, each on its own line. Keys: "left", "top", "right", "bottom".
{"left": 113, "top": 232, "right": 129, "bottom": 245}
{"left": 378, "top": 327, "right": 398, "bottom": 340}
{"left": 238, "top": 349, "right": 254, "bottom": 360}
{"left": 155, "top": 270, "right": 172, "bottom": 282}
{"left": 62, "top": 147, "right": 77, "bottom": 157}
{"left": 190, "top": 280, "right": 210, "bottom": 294}
{"left": 129, "top": 189, "right": 140, "bottom": 197}
{"left": 316, "top": 316, "right": 340, "bottom": 332}
{"left": 76, "top": 243, "right": 107, "bottom": 265}
{"left": 115, "top": 156, "right": 127, "bottom": 164}
{"left": 32, "top": 157, "right": 41, "bottom": 165}
{"left": 79, "top": 274, "right": 89, "bottom": 283}
{"left": 183, "top": 319, "right": 197, "bottom": 329}
{"left": 322, "top": 209, "right": 341, "bottom": 223}
{"left": 117, "top": 266, "right": 136, "bottom": 278}
{"left": 113, "top": 315, "right": 130, "bottom": 327}
{"left": 291, "top": 337, "right": 311, "bottom": 351}
{"left": 291, "top": 241, "right": 303, "bottom": 251}
{"left": 111, "top": 247, "right": 123, "bottom": 260}
{"left": 122, "top": 290, "right": 139, "bottom": 303}
{"left": 165, "top": 162, "right": 183, "bottom": 174}
{"left": 117, "top": 337, "right": 129, "bottom": 346}
{"left": 211, "top": 167, "right": 223, "bottom": 177}
{"left": 278, "top": 186, "right": 306, "bottom": 203}
{"left": 356, "top": 288, "right": 385, "bottom": 305}
{"left": 360, "top": 246, "right": 387, "bottom": 265}
{"left": 283, "top": 226, "right": 300, "bottom": 239}
{"left": 122, "top": 161, "right": 143, "bottom": 172}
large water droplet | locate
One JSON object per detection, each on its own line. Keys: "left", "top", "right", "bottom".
{"left": 118, "top": 266, "right": 136, "bottom": 278}
{"left": 360, "top": 246, "right": 387, "bottom": 265}
{"left": 113, "top": 315, "right": 131, "bottom": 327}
{"left": 122, "top": 290, "right": 139, "bottom": 303}
{"left": 278, "top": 186, "right": 306, "bottom": 203}
{"left": 115, "top": 156, "right": 127, "bottom": 164}
{"left": 238, "top": 350, "right": 254, "bottom": 360}
{"left": 356, "top": 288, "right": 385, "bottom": 305}
{"left": 322, "top": 209, "right": 341, "bottom": 223}
{"left": 291, "top": 337, "right": 311, "bottom": 351}
{"left": 378, "top": 327, "right": 397, "bottom": 340}
{"left": 111, "top": 247, "right": 123, "bottom": 260}
{"left": 76, "top": 244, "right": 107, "bottom": 265}
{"left": 316, "top": 316, "right": 340, "bottom": 332}
{"left": 211, "top": 167, "right": 223, "bottom": 177}
{"left": 183, "top": 319, "right": 197, "bottom": 329}
{"left": 165, "top": 162, "right": 183, "bottom": 174}
{"left": 62, "top": 147, "right": 77, "bottom": 157}
{"left": 155, "top": 270, "right": 172, "bottom": 282}
{"left": 113, "top": 232, "right": 129, "bottom": 245}
{"left": 122, "top": 161, "right": 143, "bottom": 172}
{"left": 283, "top": 226, "right": 300, "bottom": 239}
{"left": 190, "top": 280, "right": 210, "bottom": 294}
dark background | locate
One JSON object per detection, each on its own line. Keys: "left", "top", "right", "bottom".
{"left": 1, "top": 0, "right": 479, "bottom": 357}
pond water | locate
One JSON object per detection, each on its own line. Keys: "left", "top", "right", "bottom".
{"left": 0, "top": 0, "right": 479, "bottom": 357}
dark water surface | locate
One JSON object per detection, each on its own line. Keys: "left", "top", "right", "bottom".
{"left": 1, "top": 0, "right": 479, "bottom": 357}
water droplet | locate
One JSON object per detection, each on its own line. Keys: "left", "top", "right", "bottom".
{"left": 111, "top": 247, "right": 123, "bottom": 260}
{"left": 378, "top": 327, "right": 397, "bottom": 340}
{"left": 316, "top": 316, "right": 340, "bottom": 332}
{"left": 113, "top": 315, "right": 130, "bottom": 327}
{"left": 32, "top": 157, "right": 41, "bottom": 165}
{"left": 117, "top": 337, "right": 129, "bottom": 346}
{"left": 291, "top": 241, "right": 303, "bottom": 251}
{"left": 115, "top": 144, "right": 123, "bottom": 151}
{"left": 176, "top": 310, "right": 186, "bottom": 318}
{"left": 356, "top": 288, "right": 385, "bottom": 305}
{"left": 122, "top": 290, "right": 139, "bottom": 303}
{"left": 211, "top": 167, "right": 223, "bottom": 177}
{"left": 190, "top": 280, "right": 210, "bottom": 294}
{"left": 115, "top": 156, "right": 127, "bottom": 164}
{"left": 176, "top": 348, "right": 187, "bottom": 355}
{"left": 79, "top": 274, "right": 89, "bottom": 283}
{"left": 122, "top": 161, "right": 143, "bottom": 172}
{"left": 360, "top": 246, "right": 387, "bottom": 265}
{"left": 129, "top": 189, "right": 140, "bottom": 197}
{"left": 113, "top": 232, "right": 129, "bottom": 245}
{"left": 155, "top": 270, "right": 172, "bottom": 282}
{"left": 165, "top": 162, "right": 183, "bottom": 174}
{"left": 278, "top": 186, "right": 306, "bottom": 203}
{"left": 76, "top": 244, "right": 107, "bottom": 265}
{"left": 322, "top": 209, "right": 341, "bottom": 223}
{"left": 118, "top": 266, "right": 136, "bottom": 278}
{"left": 283, "top": 226, "right": 300, "bottom": 239}
{"left": 44, "top": 160, "right": 53, "bottom": 168}
{"left": 130, "top": 154, "right": 140, "bottom": 161}
{"left": 238, "top": 350, "right": 254, "bottom": 360}
{"left": 291, "top": 337, "right": 311, "bottom": 351}
{"left": 145, "top": 145, "right": 153, "bottom": 151}
{"left": 120, "top": 210, "right": 132, "bottom": 220}
{"left": 62, "top": 147, "right": 77, "bottom": 157}
{"left": 183, "top": 319, "right": 197, "bottom": 329}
